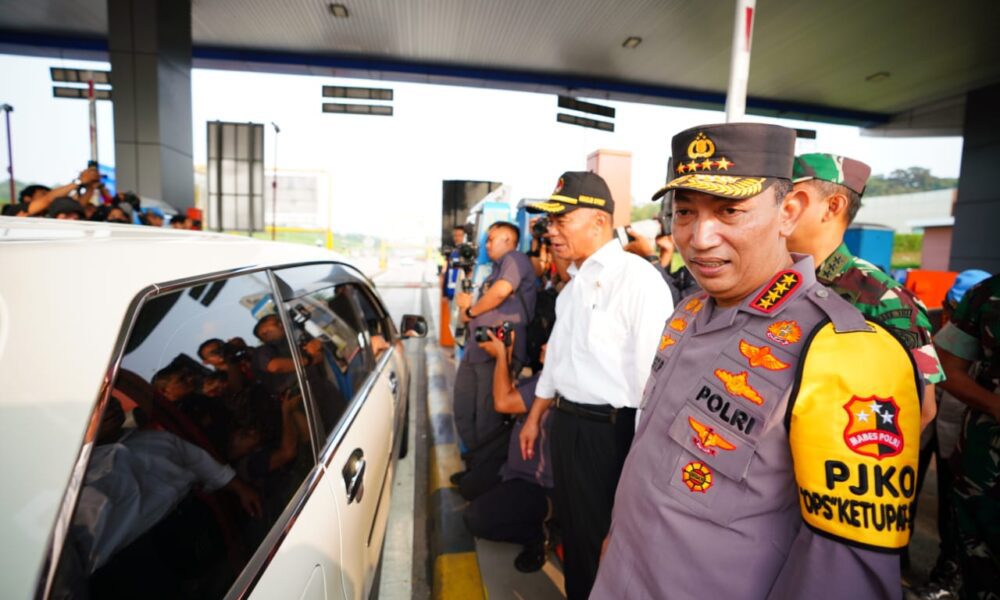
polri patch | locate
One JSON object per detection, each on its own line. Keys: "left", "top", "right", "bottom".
{"left": 669, "top": 318, "right": 688, "bottom": 333}
{"left": 682, "top": 461, "right": 714, "bottom": 493}
{"left": 688, "top": 416, "right": 736, "bottom": 456}
{"left": 843, "top": 396, "right": 904, "bottom": 460}
{"left": 714, "top": 368, "right": 765, "bottom": 405}
{"left": 766, "top": 320, "right": 802, "bottom": 345}
{"left": 659, "top": 335, "right": 676, "bottom": 351}
{"left": 750, "top": 270, "right": 801, "bottom": 313}
{"left": 739, "top": 339, "right": 789, "bottom": 371}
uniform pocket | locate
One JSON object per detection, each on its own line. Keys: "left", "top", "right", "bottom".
{"left": 652, "top": 404, "right": 758, "bottom": 527}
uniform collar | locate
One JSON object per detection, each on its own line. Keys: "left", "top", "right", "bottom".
{"left": 693, "top": 253, "right": 817, "bottom": 335}
{"left": 816, "top": 243, "right": 855, "bottom": 284}
{"left": 567, "top": 238, "right": 623, "bottom": 278}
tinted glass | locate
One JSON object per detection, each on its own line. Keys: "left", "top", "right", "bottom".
{"left": 52, "top": 273, "right": 314, "bottom": 599}
{"left": 275, "top": 268, "right": 374, "bottom": 440}
{"left": 350, "top": 285, "right": 394, "bottom": 359}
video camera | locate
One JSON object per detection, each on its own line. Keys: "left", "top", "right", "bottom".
{"left": 473, "top": 320, "right": 513, "bottom": 346}
{"left": 531, "top": 217, "right": 551, "bottom": 245}
{"left": 448, "top": 242, "right": 478, "bottom": 274}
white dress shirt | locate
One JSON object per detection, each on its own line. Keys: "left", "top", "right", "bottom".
{"left": 536, "top": 239, "right": 673, "bottom": 408}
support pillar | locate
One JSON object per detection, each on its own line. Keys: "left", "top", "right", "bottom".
{"left": 587, "top": 149, "right": 633, "bottom": 227}
{"left": 108, "top": 0, "right": 194, "bottom": 209}
{"left": 950, "top": 82, "right": 1000, "bottom": 273}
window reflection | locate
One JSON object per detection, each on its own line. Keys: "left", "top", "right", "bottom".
{"left": 52, "top": 273, "right": 313, "bottom": 599}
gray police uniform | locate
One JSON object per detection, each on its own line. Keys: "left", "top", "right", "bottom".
{"left": 592, "top": 255, "right": 922, "bottom": 599}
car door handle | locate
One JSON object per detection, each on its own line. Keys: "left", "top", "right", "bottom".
{"left": 342, "top": 448, "right": 366, "bottom": 504}
{"left": 388, "top": 371, "right": 399, "bottom": 394}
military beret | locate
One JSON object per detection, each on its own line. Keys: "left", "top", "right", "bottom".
{"left": 792, "top": 153, "right": 872, "bottom": 196}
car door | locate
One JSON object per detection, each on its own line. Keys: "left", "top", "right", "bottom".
{"left": 44, "top": 271, "right": 342, "bottom": 600}
{"left": 271, "top": 265, "right": 395, "bottom": 599}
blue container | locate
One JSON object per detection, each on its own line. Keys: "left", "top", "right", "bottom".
{"left": 843, "top": 224, "right": 894, "bottom": 274}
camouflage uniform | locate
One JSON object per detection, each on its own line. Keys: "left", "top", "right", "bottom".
{"left": 934, "top": 274, "right": 1000, "bottom": 599}
{"left": 817, "top": 242, "right": 945, "bottom": 385}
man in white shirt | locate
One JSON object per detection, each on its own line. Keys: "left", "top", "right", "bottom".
{"left": 519, "top": 171, "right": 673, "bottom": 599}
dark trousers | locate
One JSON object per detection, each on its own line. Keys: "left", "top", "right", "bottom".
{"left": 464, "top": 478, "right": 549, "bottom": 546}
{"left": 551, "top": 407, "right": 635, "bottom": 600}
{"left": 453, "top": 360, "right": 503, "bottom": 453}
{"left": 458, "top": 448, "right": 505, "bottom": 501}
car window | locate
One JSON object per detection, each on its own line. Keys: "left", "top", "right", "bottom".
{"left": 50, "top": 272, "right": 314, "bottom": 599}
{"left": 274, "top": 267, "right": 376, "bottom": 440}
{"left": 350, "top": 285, "right": 394, "bottom": 359}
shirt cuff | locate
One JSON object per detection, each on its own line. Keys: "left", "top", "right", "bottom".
{"left": 934, "top": 323, "right": 982, "bottom": 362}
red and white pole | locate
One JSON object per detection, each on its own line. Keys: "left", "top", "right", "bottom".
{"left": 724, "top": 0, "right": 757, "bottom": 123}
{"left": 2, "top": 104, "right": 14, "bottom": 204}
{"left": 87, "top": 78, "right": 98, "bottom": 164}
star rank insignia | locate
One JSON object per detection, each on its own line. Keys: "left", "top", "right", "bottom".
{"left": 750, "top": 270, "right": 801, "bottom": 313}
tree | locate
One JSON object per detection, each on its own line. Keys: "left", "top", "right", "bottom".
{"left": 864, "top": 167, "right": 957, "bottom": 196}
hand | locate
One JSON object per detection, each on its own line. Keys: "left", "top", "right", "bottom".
{"left": 229, "top": 478, "right": 263, "bottom": 518}
{"left": 303, "top": 338, "right": 323, "bottom": 357}
{"left": 519, "top": 414, "right": 540, "bottom": 461}
{"left": 477, "top": 329, "right": 505, "bottom": 358}
{"left": 622, "top": 227, "right": 656, "bottom": 258}
{"left": 78, "top": 167, "right": 100, "bottom": 186}
{"left": 280, "top": 388, "right": 302, "bottom": 412}
{"left": 455, "top": 292, "right": 472, "bottom": 310}
{"left": 600, "top": 535, "right": 610, "bottom": 561}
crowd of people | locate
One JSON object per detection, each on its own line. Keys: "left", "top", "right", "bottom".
{"left": 2, "top": 165, "right": 202, "bottom": 229}
{"left": 444, "top": 123, "right": 998, "bottom": 600}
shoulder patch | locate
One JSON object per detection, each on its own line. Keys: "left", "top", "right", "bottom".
{"left": 750, "top": 270, "right": 801, "bottom": 313}
{"left": 788, "top": 321, "right": 921, "bottom": 552}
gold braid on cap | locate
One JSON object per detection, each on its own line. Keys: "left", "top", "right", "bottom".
{"left": 670, "top": 174, "right": 766, "bottom": 197}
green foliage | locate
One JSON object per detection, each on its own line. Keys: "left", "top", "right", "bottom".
{"left": 630, "top": 202, "right": 660, "bottom": 222}
{"left": 865, "top": 167, "right": 957, "bottom": 197}
{"left": 891, "top": 233, "right": 923, "bottom": 269}
{"left": 0, "top": 179, "right": 30, "bottom": 205}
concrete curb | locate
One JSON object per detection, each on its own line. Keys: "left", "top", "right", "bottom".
{"left": 425, "top": 344, "right": 486, "bottom": 600}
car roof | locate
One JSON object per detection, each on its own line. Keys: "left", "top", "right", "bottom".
{"left": 0, "top": 216, "right": 358, "bottom": 598}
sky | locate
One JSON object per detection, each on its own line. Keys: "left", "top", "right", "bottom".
{"left": 0, "top": 53, "right": 965, "bottom": 244}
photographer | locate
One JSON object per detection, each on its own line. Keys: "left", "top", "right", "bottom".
{"left": 463, "top": 329, "right": 553, "bottom": 574}
{"left": 441, "top": 225, "right": 471, "bottom": 300}
{"left": 198, "top": 337, "right": 254, "bottom": 396}
{"left": 12, "top": 166, "right": 101, "bottom": 217}
{"left": 452, "top": 221, "right": 536, "bottom": 482}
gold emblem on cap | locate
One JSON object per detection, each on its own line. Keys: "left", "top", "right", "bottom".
{"left": 687, "top": 133, "right": 716, "bottom": 159}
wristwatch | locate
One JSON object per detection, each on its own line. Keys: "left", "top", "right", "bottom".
{"left": 465, "top": 307, "right": 475, "bottom": 319}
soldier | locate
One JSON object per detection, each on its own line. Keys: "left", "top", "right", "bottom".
{"left": 592, "top": 123, "right": 922, "bottom": 599}
{"left": 933, "top": 273, "right": 1000, "bottom": 599}
{"left": 786, "top": 153, "right": 944, "bottom": 430}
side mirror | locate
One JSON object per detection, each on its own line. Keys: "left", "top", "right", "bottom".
{"left": 400, "top": 314, "right": 428, "bottom": 339}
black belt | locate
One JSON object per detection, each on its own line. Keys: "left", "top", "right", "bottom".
{"left": 554, "top": 395, "right": 635, "bottom": 424}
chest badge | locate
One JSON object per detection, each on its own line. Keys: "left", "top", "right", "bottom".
{"left": 750, "top": 270, "right": 801, "bottom": 313}
{"left": 843, "top": 396, "right": 904, "bottom": 460}
{"left": 766, "top": 320, "right": 802, "bottom": 346}
{"left": 714, "top": 369, "right": 765, "bottom": 405}
{"left": 682, "top": 461, "right": 714, "bottom": 493}
{"left": 659, "top": 335, "right": 676, "bottom": 351}
{"left": 739, "top": 340, "right": 789, "bottom": 371}
{"left": 684, "top": 296, "right": 704, "bottom": 315}
{"left": 688, "top": 416, "right": 736, "bottom": 455}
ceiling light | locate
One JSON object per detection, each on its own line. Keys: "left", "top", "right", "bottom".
{"left": 865, "top": 71, "right": 890, "bottom": 83}
{"left": 622, "top": 36, "right": 642, "bottom": 49}
{"left": 329, "top": 3, "right": 349, "bottom": 18}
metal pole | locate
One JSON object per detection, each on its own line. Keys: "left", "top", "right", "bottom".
{"left": 87, "top": 79, "right": 98, "bottom": 164}
{"left": 271, "top": 122, "right": 280, "bottom": 241}
{"left": 724, "top": 0, "right": 757, "bottom": 123}
{"left": 2, "top": 104, "right": 14, "bottom": 204}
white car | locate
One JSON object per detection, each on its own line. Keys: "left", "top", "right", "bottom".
{"left": 0, "top": 217, "right": 426, "bottom": 600}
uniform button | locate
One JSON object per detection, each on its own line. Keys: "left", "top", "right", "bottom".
{"left": 816, "top": 288, "right": 829, "bottom": 298}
